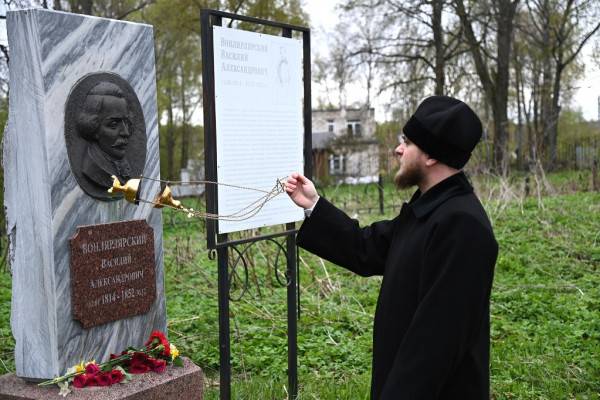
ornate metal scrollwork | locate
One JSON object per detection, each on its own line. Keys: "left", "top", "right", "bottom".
{"left": 227, "top": 243, "right": 251, "bottom": 301}
{"left": 225, "top": 237, "right": 292, "bottom": 302}
{"left": 265, "top": 238, "right": 291, "bottom": 287}
{"left": 208, "top": 248, "right": 218, "bottom": 261}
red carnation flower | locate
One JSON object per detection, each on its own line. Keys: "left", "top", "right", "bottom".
{"left": 151, "top": 359, "right": 167, "bottom": 373}
{"left": 129, "top": 360, "right": 151, "bottom": 374}
{"left": 72, "top": 374, "right": 88, "bottom": 388}
{"left": 145, "top": 331, "right": 170, "bottom": 357}
{"left": 110, "top": 369, "right": 124, "bottom": 384}
{"left": 132, "top": 352, "right": 150, "bottom": 363}
{"left": 85, "top": 363, "right": 100, "bottom": 375}
{"left": 145, "top": 330, "right": 167, "bottom": 346}
{"left": 86, "top": 374, "right": 99, "bottom": 386}
{"left": 96, "top": 372, "right": 112, "bottom": 387}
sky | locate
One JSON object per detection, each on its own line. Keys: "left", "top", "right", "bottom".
{"left": 303, "top": 0, "right": 600, "bottom": 122}
{"left": 0, "top": 4, "right": 6, "bottom": 46}
{"left": 0, "top": 2, "right": 596, "bottom": 121}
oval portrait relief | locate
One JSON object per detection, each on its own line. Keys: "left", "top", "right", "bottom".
{"left": 65, "top": 72, "right": 147, "bottom": 201}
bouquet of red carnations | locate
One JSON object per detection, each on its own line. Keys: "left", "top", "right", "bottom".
{"left": 39, "top": 330, "right": 182, "bottom": 396}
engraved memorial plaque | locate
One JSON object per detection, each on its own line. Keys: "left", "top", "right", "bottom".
{"left": 70, "top": 220, "right": 157, "bottom": 328}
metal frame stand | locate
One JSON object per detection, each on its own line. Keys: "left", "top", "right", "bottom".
{"left": 201, "top": 9, "right": 311, "bottom": 400}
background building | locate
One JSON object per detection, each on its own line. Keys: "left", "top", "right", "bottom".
{"left": 311, "top": 107, "right": 379, "bottom": 184}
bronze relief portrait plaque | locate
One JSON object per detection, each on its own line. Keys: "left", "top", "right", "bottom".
{"left": 65, "top": 72, "right": 147, "bottom": 201}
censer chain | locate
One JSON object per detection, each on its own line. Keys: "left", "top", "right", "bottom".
{"left": 140, "top": 175, "right": 280, "bottom": 194}
{"left": 137, "top": 177, "right": 287, "bottom": 221}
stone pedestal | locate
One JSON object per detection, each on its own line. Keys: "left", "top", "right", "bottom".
{"left": 0, "top": 358, "right": 203, "bottom": 400}
{"left": 4, "top": 9, "right": 166, "bottom": 380}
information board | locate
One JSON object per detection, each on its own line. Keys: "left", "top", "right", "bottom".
{"left": 213, "top": 26, "right": 304, "bottom": 233}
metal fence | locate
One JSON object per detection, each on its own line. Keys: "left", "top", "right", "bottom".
{"left": 467, "top": 136, "right": 599, "bottom": 172}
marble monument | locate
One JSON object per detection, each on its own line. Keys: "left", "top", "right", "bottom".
{"left": 4, "top": 9, "right": 166, "bottom": 380}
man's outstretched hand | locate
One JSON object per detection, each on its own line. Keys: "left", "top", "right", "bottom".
{"left": 285, "top": 172, "right": 319, "bottom": 209}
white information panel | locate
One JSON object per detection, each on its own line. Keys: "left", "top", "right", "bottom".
{"left": 213, "top": 26, "right": 305, "bottom": 233}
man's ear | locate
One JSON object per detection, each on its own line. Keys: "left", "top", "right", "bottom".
{"left": 425, "top": 157, "right": 438, "bottom": 167}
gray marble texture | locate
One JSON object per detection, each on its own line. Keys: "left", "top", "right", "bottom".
{"left": 4, "top": 9, "right": 166, "bottom": 380}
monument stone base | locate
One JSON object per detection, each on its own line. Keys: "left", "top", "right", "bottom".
{"left": 0, "top": 358, "right": 203, "bottom": 400}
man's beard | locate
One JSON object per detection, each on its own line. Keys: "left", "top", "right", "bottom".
{"left": 394, "top": 162, "right": 424, "bottom": 189}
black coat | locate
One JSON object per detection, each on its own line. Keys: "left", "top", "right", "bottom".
{"left": 297, "top": 172, "right": 498, "bottom": 399}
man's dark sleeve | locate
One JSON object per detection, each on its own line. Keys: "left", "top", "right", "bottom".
{"left": 296, "top": 197, "right": 396, "bottom": 277}
{"left": 380, "top": 212, "right": 498, "bottom": 398}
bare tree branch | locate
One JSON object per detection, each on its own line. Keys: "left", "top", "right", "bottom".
{"left": 116, "top": 1, "right": 153, "bottom": 20}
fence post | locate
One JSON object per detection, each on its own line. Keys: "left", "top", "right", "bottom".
{"left": 592, "top": 158, "right": 598, "bottom": 192}
{"left": 378, "top": 174, "right": 384, "bottom": 215}
{"left": 524, "top": 160, "right": 534, "bottom": 198}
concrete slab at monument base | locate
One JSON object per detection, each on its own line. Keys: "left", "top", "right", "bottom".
{"left": 0, "top": 358, "right": 203, "bottom": 400}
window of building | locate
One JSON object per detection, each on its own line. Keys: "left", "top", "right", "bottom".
{"left": 327, "top": 119, "right": 335, "bottom": 133}
{"left": 347, "top": 120, "right": 362, "bottom": 137}
{"left": 329, "top": 153, "right": 345, "bottom": 174}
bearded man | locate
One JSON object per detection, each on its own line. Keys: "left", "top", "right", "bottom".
{"left": 285, "top": 96, "right": 498, "bottom": 399}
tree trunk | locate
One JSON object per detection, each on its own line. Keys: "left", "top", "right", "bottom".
{"left": 525, "top": 87, "right": 536, "bottom": 163}
{"left": 531, "top": 64, "right": 541, "bottom": 161}
{"left": 455, "top": 0, "right": 518, "bottom": 175}
{"left": 547, "top": 64, "right": 563, "bottom": 169}
{"left": 179, "top": 64, "right": 190, "bottom": 171}
{"left": 166, "top": 79, "right": 176, "bottom": 180}
{"left": 454, "top": 0, "right": 494, "bottom": 105}
{"left": 514, "top": 55, "right": 524, "bottom": 169}
{"left": 81, "top": 0, "right": 93, "bottom": 15}
{"left": 432, "top": 0, "right": 445, "bottom": 95}
{"left": 540, "top": 6, "right": 553, "bottom": 165}
{"left": 495, "top": 0, "right": 519, "bottom": 175}
{"left": 70, "top": 0, "right": 93, "bottom": 15}
{"left": 492, "top": 104, "right": 509, "bottom": 175}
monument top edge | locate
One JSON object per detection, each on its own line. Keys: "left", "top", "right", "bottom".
{"left": 7, "top": 8, "right": 154, "bottom": 29}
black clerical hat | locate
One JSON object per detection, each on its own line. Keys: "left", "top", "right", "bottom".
{"left": 403, "top": 96, "right": 482, "bottom": 169}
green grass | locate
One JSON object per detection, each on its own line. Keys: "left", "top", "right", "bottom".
{"left": 0, "top": 171, "right": 599, "bottom": 399}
